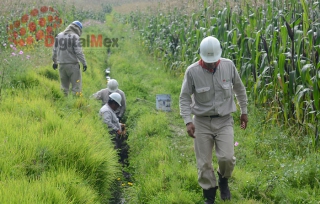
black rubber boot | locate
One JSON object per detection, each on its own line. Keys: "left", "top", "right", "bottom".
{"left": 218, "top": 172, "right": 231, "bottom": 201}
{"left": 203, "top": 187, "right": 218, "bottom": 204}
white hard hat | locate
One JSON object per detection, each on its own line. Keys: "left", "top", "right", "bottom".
{"left": 199, "top": 36, "right": 222, "bottom": 63}
{"left": 107, "top": 79, "right": 119, "bottom": 92}
{"left": 109, "top": 92, "right": 122, "bottom": 106}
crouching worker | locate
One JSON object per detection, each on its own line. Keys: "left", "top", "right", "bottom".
{"left": 99, "top": 92, "right": 129, "bottom": 166}
{"left": 93, "top": 79, "right": 126, "bottom": 121}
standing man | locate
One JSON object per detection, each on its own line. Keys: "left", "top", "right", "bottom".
{"left": 52, "top": 21, "right": 87, "bottom": 96}
{"left": 93, "top": 79, "right": 126, "bottom": 121}
{"left": 179, "top": 36, "right": 248, "bottom": 204}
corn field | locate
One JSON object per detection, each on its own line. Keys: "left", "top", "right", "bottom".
{"left": 125, "top": 0, "right": 320, "bottom": 148}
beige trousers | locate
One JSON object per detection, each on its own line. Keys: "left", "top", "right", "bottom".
{"left": 193, "top": 114, "right": 236, "bottom": 190}
{"left": 59, "top": 63, "right": 82, "bottom": 96}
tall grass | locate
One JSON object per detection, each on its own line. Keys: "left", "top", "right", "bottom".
{"left": 109, "top": 10, "right": 320, "bottom": 203}
{"left": 0, "top": 74, "right": 121, "bottom": 202}
{"left": 106, "top": 24, "right": 204, "bottom": 203}
{"left": 126, "top": 0, "right": 320, "bottom": 150}
{"left": 1, "top": 1, "right": 319, "bottom": 203}
{"left": 0, "top": 5, "right": 122, "bottom": 203}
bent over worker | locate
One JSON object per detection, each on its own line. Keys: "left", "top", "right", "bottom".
{"left": 93, "top": 79, "right": 126, "bottom": 121}
{"left": 99, "top": 92, "right": 123, "bottom": 135}
{"left": 99, "top": 92, "right": 129, "bottom": 166}
{"left": 179, "top": 36, "right": 248, "bottom": 204}
{"left": 52, "top": 21, "right": 87, "bottom": 96}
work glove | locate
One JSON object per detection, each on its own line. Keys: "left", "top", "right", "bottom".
{"left": 53, "top": 64, "right": 58, "bottom": 70}
{"left": 83, "top": 65, "right": 87, "bottom": 72}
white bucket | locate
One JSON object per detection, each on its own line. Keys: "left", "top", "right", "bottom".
{"left": 156, "top": 94, "right": 171, "bottom": 112}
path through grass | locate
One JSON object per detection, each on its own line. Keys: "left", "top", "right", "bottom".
{"left": 103, "top": 13, "right": 320, "bottom": 204}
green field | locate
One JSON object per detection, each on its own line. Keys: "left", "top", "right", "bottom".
{"left": 0, "top": 0, "right": 319, "bottom": 203}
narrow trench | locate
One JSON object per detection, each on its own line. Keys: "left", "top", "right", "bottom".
{"left": 109, "top": 118, "right": 131, "bottom": 204}
{"left": 104, "top": 58, "right": 131, "bottom": 204}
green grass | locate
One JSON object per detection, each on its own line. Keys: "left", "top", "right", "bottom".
{"left": 126, "top": 0, "right": 320, "bottom": 143}
{"left": 0, "top": 4, "right": 319, "bottom": 203}
{"left": 0, "top": 16, "right": 121, "bottom": 204}
{"left": 106, "top": 14, "right": 320, "bottom": 203}
{"left": 0, "top": 88, "right": 121, "bottom": 202}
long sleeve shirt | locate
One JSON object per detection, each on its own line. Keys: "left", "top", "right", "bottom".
{"left": 99, "top": 104, "right": 121, "bottom": 132}
{"left": 179, "top": 58, "right": 248, "bottom": 125}
{"left": 52, "top": 24, "right": 87, "bottom": 66}
{"left": 93, "top": 88, "right": 126, "bottom": 118}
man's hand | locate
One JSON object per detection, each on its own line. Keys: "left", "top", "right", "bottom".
{"left": 117, "top": 128, "right": 126, "bottom": 136}
{"left": 186, "top": 122, "right": 195, "bottom": 138}
{"left": 240, "top": 114, "right": 248, "bottom": 129}
{"left": 83, "top": 65, "right": 87, "bottom": 72}
{"left": 53, "top": 64, "right": 58, "bottom": 70}
{"left": 120, "top": 123, "right": 125, "bottom": 130}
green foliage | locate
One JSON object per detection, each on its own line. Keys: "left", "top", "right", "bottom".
{"left": 0, "top": 45, "right": 31, "bottom": 99}
{"left": 0, "top": 90, "right": 121, "bottom": 202}
{"left": 106, "top": 27, "right": 204, "bottom": 203}
{"left": 126, "top": 0, "right": 320, "bottom": 150}
{"left": 105, "top": 14, "right": 320, "bottom": 203}
{"left": 68, "top": 3, "right": 112, "bottom": 23}
{"left": 0, "top": 169, "right": 99, "bottom": 203}
{"left": 1, "top": 1, "right": 320, "bottom": 203}
{"left": 38, "top": 69, "right": 60, "bottom": 81}
{"left": 231, "top": 106, "right": 320, "bottom": 203}
{"left": 0, "top": 10, "right": 122, "bottom": 203}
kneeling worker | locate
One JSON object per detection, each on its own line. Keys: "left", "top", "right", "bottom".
{"left": 99, "top": 92, "right": 128, "bottom": 166}
{"left": 93, "top": 79, "right": 126, "bottom": 121}
{"left": 99, "top": 92, "right": 124, "bottom": 136}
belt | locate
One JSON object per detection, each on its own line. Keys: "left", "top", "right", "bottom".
{"left": 205, "top": 115, "right": 220, "bottom": 118}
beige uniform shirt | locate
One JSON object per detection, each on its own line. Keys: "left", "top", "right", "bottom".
{"left": 99, "top": 104, "right": 121, "bottom": 132}
{"left": 52, "top": 24, "right": 87, "bottom": 66}
{"left": 93, "top": 88, "right": 126, "bottom": 118}
{"left": 179, "top": 58, "right": 248, "bottom": 125}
